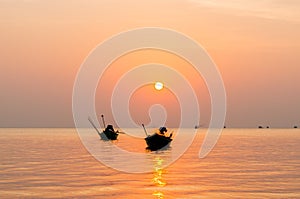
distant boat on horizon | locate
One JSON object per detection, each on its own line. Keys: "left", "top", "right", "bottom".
{"left": 194, "top": 124, "right": 205, "bottom": 129}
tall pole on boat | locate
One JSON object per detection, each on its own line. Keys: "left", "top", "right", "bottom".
{"left": 88, "top": 117, "right": 101, "bottom": 134}
{"left": 142, "top": 124, "right": 148, "bottom": 137}
{"left": 101, "top": 114, "right": 106, "bottom": 128}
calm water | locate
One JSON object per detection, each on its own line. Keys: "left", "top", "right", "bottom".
{"left": 0, "top": 128, "right": 299, "bottom": 198}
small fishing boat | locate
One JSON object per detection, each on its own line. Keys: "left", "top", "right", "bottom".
{"left": 100, "top": 124, "right": 119, "bottom": 140}
{"left": 143, "top": 125, "right": 173, "bottom": 151}
{"left": 88, "top": 116, "right": 119, "bottom": 141}
{"left": 145, "top": 133, "right": 172, "bottom": 151}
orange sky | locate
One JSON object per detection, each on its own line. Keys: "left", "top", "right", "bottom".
{"left": 0, "top": 0, "right": 299, "bottom": 127}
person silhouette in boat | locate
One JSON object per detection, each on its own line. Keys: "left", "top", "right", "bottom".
{"left": 158, "top": 127, "right": 172, "bottom": 138}
{"left": 104, "top": 124, "right": 117, "bottom": 134}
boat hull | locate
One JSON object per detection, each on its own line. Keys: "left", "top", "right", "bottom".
{"left": 145, "top": 134, "right": 172, "bottom": 151}
{"left": 99, "top": 131, "right": 118, "bottom": 141}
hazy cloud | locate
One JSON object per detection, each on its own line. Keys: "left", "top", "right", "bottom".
{"left": 189, "top": 0, "right": 300, "bottom": 22}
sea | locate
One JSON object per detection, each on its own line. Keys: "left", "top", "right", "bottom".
{"left": 0, "top": 128, "right": 299, "bottom": 199}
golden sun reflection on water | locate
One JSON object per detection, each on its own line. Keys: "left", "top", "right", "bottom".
{"left": 152, "top": 157, "right": 166, "bottom": 199}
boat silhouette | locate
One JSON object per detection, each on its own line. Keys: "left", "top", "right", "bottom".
{"left": 143, "top": 125, "right": 173, "bottom": 151}
{"left": 88, "top": 116, "right": 119, "bottom": 141}
{"left": 145, "top": 133, "right": 172, "bottom": 151}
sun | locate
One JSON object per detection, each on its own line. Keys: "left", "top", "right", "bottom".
{"left": 154, "top": 82, "right": 164, "bottom": 91}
